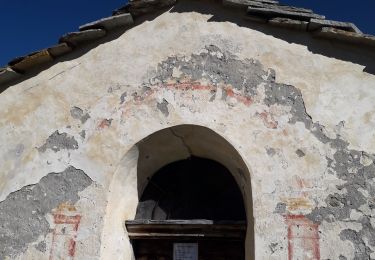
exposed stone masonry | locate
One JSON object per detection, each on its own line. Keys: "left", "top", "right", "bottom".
{"left": 148, "top": 45, "right": 375, "bottom": 258}
{"left": 0, "top": 166, "right": 92, "bottom": 259}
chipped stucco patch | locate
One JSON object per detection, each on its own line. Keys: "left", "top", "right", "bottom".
{"left": 0, "top": 166, "right": 92, "bottom": 259}
{"left": 146, "top": 45, "right": 375, "bottom": 258}
{"left": 70, "top": 106, "right": 90, "bottom": 124}
{"left": 157, "top": 98, "right": 169, "bottom": 117}
{"left": 38, "top": 131, "right": 79, "bottom": 152}
{"left": 0, "top": 7, "right": 374, "bottom": 259}
{"left": 151, "top": 44, "right": 274, "bottom": 94}
{"left": 307, "top": 144, "right": 375, "bottom": 259}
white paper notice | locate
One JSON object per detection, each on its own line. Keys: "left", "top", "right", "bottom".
{"left": 173, "top": 243, "right": 198, "bottom": 260}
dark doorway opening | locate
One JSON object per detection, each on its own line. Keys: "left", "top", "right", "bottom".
{"left": 135, "top": 157, "right": 246, "bottom": 221}
{"left": 126, "top": 157, "right": 247, "bottom": 260}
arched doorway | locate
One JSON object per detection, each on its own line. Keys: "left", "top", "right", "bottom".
{"left": 125, "top": 125, "right": 253, "bottom": 260}
{"left": 135, "top": 157, "right": 246, "bottom": 221}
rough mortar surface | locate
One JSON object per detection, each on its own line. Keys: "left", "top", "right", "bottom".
{"left": 38, "top": 131, "right": 79, "bottom": 152}
{"left": 0, "top": 166, "right": 92, "bottom": 259}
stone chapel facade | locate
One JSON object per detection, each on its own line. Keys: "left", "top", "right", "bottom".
{"left": 1, "top": 0, "right": 375, "bottom": 259}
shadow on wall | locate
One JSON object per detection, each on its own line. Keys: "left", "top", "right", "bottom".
{"left": 0, "top": 6, "right": 171, "bottom": 94}
{"left": 2, "top": 0, "right": 374, "bottom": 93}
{"left": 0, "top": 27, "right": 129, "bottom": 94}
{"left": 171, "top": 0, "right": 375, "bottom": 75}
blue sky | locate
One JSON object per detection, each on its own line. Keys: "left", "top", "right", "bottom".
{"left": 1, "top": 0, "right": 374, "bottom": 67}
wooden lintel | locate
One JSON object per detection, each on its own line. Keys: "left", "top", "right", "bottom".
{"left": 125, "top": 220, "right": 247, "bottom": 240}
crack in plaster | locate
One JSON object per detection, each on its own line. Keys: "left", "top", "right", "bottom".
{"left": 147, "top": 45, "right": 375, "bottom": 258}
{"left": 169, "top": 128, "right": 193, "bottom": 156}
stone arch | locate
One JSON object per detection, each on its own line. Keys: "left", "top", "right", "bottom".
{"left": 100, "top": 124, "right": 254, "bottom": 260}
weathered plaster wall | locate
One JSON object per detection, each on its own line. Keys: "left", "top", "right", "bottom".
{"left": 0, "top": 3, "right": 375, "bottom": 259}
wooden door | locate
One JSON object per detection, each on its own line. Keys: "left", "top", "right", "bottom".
{"left": 132, "top": 239, "right": 245, "bottom": 260}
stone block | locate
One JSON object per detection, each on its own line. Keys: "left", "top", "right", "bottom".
{"left": 223, "top": 0, "right": 280, "bottom": 9}
{"left": 247, "top": 0, "right": 279, "bottom": 4}
{"left": 222, "top": 0, "right": 248, "bottom": 9}
{"left": 244, "top": 15, "right": 268, "bottom": 23}
{"left": 308, "top": 18, "right": 362, "bottom": 33}
{"left": 247, "top": 6, "right": 325, "bottom": 21}
{"left": 0, "top": 67, "right": 21, "bottom": 86}
{"left": 247, "top": 1, "right": 313, "bottom": 14}
{"left": 269, "top": 17, "right": 308, "bottom": 31}
{"left": 8, "top": 50, "right": 53, "bottom": 73}
{"left": 59, "top": 29, "right": 106, "bottom": 46}
{"left": 79, "top": 13, "right": 134, "bottom": 31}
{"left": 314, "top": 27, "right": 375, "bottom": 47}
{"left": 119, "top": 0, "right": 177, "bottom": 17}
{"left": 48, "top": 43, "right": 72, "bottom": 58}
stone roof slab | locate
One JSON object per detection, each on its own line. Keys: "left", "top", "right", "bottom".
{"left": 79, "top": 13, "right": 134, "bottom": 31}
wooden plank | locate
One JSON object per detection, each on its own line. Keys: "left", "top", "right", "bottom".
{"left": 128, "top": 233, "right": 245, "bottom": 240}
{"left": 125, "top": 220, "right": 247, "bottom": 240}
{"left": 133, "top": 239, "right": 245, "bottom": 259}
{"left": 126, "top": 219, "right": 246, "bottom": 225}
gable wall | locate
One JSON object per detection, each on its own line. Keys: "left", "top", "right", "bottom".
{"left": 0, "top": 5, "right": 375, "bottom": 260}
